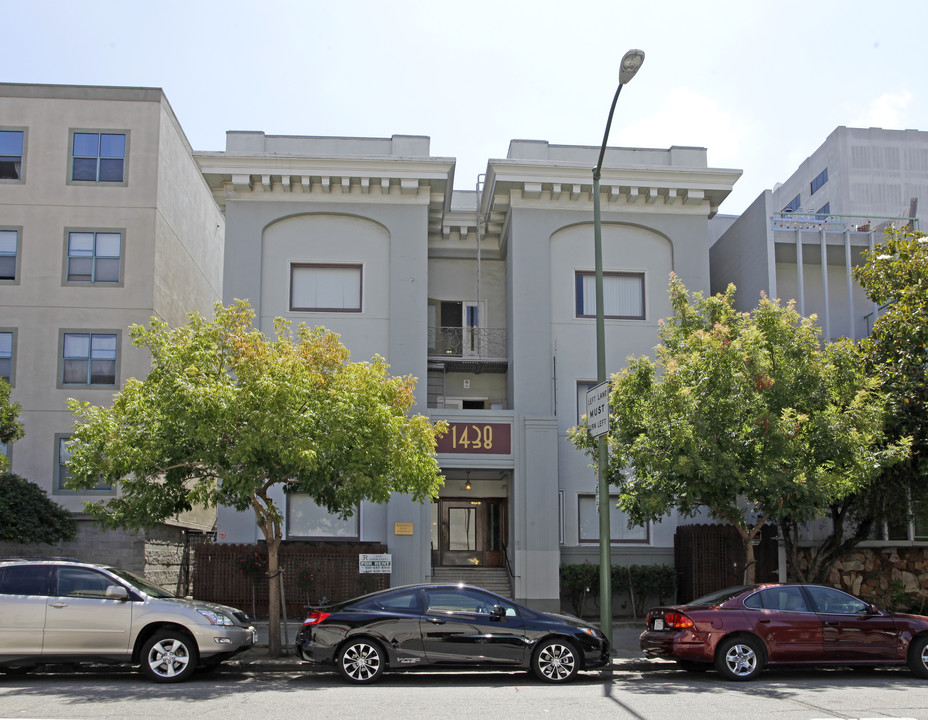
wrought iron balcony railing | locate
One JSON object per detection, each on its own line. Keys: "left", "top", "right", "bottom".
{"left": 428, "top": 327, "right": 507, "bottom": 360}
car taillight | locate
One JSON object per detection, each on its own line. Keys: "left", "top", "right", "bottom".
{"left": 662, "top": 612, "right": 694, "bottom": 629}
{"left": 302, "top": 610, "right": 331, "bottom": 626}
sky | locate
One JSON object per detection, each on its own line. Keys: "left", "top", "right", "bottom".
{"left": 3, "top": 0, "right": 926, "bottom": 215}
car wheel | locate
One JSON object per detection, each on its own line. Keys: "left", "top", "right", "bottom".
{"left": 337, "top": 639, "right": 385, "bottom": 684}
{"left": 715, "top": 636, "right": 764, "bottom": 681}
{"left": 532, "top": 639, "right": 580, "bottom": 683}
{"left": 140, "top": 630, "right": 198, "bottom": 683}
{"left": 908, "top": 634, "right": 928, "bottom": 678}
{"left": 676, "top": 659, "right": 710, "bottom": 672}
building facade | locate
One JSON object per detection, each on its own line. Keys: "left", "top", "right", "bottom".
{"left": 197, "top": 132, "right": 739, "bottom": 608}
{"left": 711, "top": 126, "right": 925, "bottom": 341}
{"left": 0, "top": 84, "right": 224, "bottom": 575}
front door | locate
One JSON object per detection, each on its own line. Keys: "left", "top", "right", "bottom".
{"left": 438, "top": 498, "right": 507, "bottom": 568}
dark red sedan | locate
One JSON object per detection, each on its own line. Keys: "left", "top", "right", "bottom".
{"left": 640, "top": 583, "right": 928, "bottom": 680}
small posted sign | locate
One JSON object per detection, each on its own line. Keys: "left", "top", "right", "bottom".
{"left": 585, "top": 382, "right": 610, "bottom": 438}
{"left": 359, "top": 553, "right": 392, "bottom": 574}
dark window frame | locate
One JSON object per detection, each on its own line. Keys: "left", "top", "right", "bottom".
{"left": 577, "top": 492, "right": 649, "bottom": 544}
{"left": 0, "top": 227, "right": 21, "bottom": 283}
{"left": 810, "top": 168, "right": 828, "bottom": 195}
{"left": 289, "top": 263, "right": 363, "bottom": 313}
{"left": 64, "top": 229, "right": 124, "bottom": 285}
{"left": 782, "top": 194, "right": 801, "bottom": 213}
{"left": 575, "top": 270, "right": 646, "bottom": 320}
{"left": 55, "top": 433, "right": 113, "bottom": 494}
{"left": 58, "top": 330, "right": 119, "bottom": 387}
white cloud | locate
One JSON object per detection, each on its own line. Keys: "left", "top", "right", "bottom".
{"left": 619, "top": 87, "right": 745, "bottom": 167}
{"left": 853, "top": 90, "right": 913, "bottom": 129}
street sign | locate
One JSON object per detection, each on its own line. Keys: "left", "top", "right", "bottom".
{"left": 359, "top": 553, "right": 392, "bottom": 574}
{"left": 585, "top": 382, "right": 610, "bottom": 438}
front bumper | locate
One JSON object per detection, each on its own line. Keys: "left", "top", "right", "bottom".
{"left": 196, "top": 624, "right": 257, "bottom": 660}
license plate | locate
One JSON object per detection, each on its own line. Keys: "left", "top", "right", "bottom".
{"left": 653, "top": 618, "right": 664, "bottom": 631}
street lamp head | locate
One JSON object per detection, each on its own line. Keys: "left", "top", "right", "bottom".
{"left": 619, "top": 49, "right": 645, "bottom": 85}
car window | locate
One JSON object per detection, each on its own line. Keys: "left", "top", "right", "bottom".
{"left": 426, "top": 588, "right": 518, "bottom": 617}
{"left": 744, "top": 586, "right": 810, "bottom": 612}
{"left": 806, "top": 586, "right": 870, "bottom": 614}
{"left": 0, "top": 565, "right": 54, "bottom": 596}
{"left": 687, "top": 585, "right": 753, "bottom": 606}
{"left": 55, "top": 567, "right": 116, "bottom": 598}
{"left": 373, "top": 590, "right": 422, "bottom": 612}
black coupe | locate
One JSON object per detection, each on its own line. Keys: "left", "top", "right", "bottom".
{"left": 295, "top": 583, "right": 610, "bottom": 683}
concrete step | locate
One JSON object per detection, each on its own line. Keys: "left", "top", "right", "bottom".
{"left": 430, "top": 568, "right": 512, "bottom": 597}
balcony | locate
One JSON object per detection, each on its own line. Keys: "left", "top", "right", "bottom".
{"left": 428, "top": 327, "right": 508, "bottom": 372}
{"left": 771, "top": 211, "right": 919, "bottom": 233}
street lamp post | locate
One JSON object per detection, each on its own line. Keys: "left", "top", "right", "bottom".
{"left": 592, "top": 49, "right": 644, "bottom": 644}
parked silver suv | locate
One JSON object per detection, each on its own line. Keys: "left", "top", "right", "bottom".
{"left": 0, "top": 557, "right": 256, "bottom": 682}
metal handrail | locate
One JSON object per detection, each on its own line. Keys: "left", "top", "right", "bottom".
{"left": 428, "top": 327, "right": 507, "bottom": 359}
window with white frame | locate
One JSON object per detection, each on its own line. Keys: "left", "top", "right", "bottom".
{"left": 57, "top": 435, "right": 111, "bottom": 492}
{"left": 577, "top": 380, "right": 597, "bottom": 424}
{"left": 0, "top": 332, "right": 12, "bottom": 384}
{"left": 290, "top": 263, "right": 362, "bottom": 312}
{"left": 71, "top": 132, "right": 126, "bottom": 183}
{"left": 67, "top": 231, "right": 121, "bottom": 283}
{"left": 61, "top": 332, "right": 117, "bottom": 385}
{"left": 578, "top": 493, "right": 648, "bottom": 543}
{"left": 0, "top": 229, "right": 18, "bottom": 281}
{"left": 575, "top": 271, "right": 645, "bottom": 319}
{"left": 0, "top": 130, "right": 24, "bottom": 181}
{"left": 287, "top": 494, "right": 359, "bottom": 539}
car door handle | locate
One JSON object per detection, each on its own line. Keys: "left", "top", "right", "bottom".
{"left": 758, "top": 619, "right": 771, "bottom": 624}
{"left": 427, "top": 618, "right": 446, "bottom": 625}
{"left": 49, "top": 602, "right": 68, "bottom": 609}
{"left": 825, "top": 621, "right": 841, "bottom": 626}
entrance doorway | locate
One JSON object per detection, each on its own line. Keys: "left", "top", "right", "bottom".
{"left": 435, "top": 498, "right": 508, "bottom": 568}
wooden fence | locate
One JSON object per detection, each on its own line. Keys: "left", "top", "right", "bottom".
{"left": 674, "top": 524, "right": 779, "bottom": 603}
{"left": 193, "top": 541, "right": 390, "bottom": 618}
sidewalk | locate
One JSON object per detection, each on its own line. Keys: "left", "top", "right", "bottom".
{"left": 232, "top": 619, "right": 651, "bottom": 670}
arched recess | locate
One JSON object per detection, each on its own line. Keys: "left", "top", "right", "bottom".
{"left": 259, "top": 213, "right": 391, "bottom": 322}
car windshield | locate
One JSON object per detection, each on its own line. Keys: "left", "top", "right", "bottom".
{"left": 106, "top": 567, "right": 176, "bottom": 598}
{"left": 687, "top": 585, "right": 753, "bottom": 606}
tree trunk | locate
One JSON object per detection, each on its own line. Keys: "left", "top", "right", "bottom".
{"left": 266, "top": 537, "right": 282, "bottom": 657}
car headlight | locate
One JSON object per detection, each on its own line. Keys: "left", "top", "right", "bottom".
{"left": 198, "top": 609, "right": 233, "bottom": 626}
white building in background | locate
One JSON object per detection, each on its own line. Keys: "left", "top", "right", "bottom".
{"left": 711, "top": 127, "right": 925, "bottom": 341}
{"left": 197, "top": 132, "right": 740, "bottom": 608}
{"left": 0, "top": 84, "right": 224, "bottom": 575}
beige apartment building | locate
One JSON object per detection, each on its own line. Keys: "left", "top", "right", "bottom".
{"left": 0, "top": 84, "right": 224, "bottom": 578}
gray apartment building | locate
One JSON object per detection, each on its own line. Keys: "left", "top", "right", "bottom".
{"left": 196, "top": 132, "right": 740, "bottom": 608}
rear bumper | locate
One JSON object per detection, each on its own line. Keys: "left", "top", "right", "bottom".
{"left": 639, "top": 629, "right": 714, "bottom": 663}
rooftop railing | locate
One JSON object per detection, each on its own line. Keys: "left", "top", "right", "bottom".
{"left": 771, "top": 211, "right": 919, "bottom": 234}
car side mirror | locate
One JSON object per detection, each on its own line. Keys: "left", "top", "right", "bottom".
{"left": 491, "top": 604, "right": 506, "bottom": 620}
{"left": 106, "top": 585, "right": 129, "bottom": 601}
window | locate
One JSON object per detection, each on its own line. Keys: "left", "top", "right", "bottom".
{"left": 290, "top": 264, "right": 362, "bottom": 312}
{"left": 61, "top": 332, "right": 117, "bottom": 385}
{"left": 0, "top": 130, "right": 24, "bottom": 180}
{"left": 744, "top": 586, "right": 810, "bottom": 612}
{"left": 55, "top": 567, "right": 114, "bottom": 598}
{"left": 805, "top": 586, "right": 869, "bottom": 615}
{"left": 71, "top": 132, "right": 126, "bottom": 182}
{"left": 578, "top": 494, "right": 648, "bottom": 543}
{"left": 0, "top": 229, "right": 18, "bottom": 280}
{"left": 287, "top": 494, "right": 359, "bottom": 539}
{"left": 782, "top": 194, "right": 801, "bottom": 213}
{"left": 575, "top": 271, "right": 645, "bottom": 319}
{"left": 0, "top": 331, "right": 12, "bottom": 384}
{"left": 0, "top": 565, "right": 53, "bottom": 596}
{"left": 57, "top": 435, "right": 111, "bottom": 492}
{"left": 810, "top": 168, "right": 828, "bottom": 195}
{"left": 816, "top": 203, "right": 831, "bottom": 218}
{"left": 67, "top": 231, "right": 121, "bottom": 283}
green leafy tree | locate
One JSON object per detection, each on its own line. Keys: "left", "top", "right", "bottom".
{"left": 571, "top": 276, "right": 907, "bottom": 583}
{"left": 65, "top": 301, "right": 446, "bottom": 655}
{"left": 0, "top": 473, "right": 77, "bottom": 544}
{"left": 852, "top": 228, "right": 928, "bottom": 536}
{"left": 0, "top": 380, "right": 24, "bottom": 471}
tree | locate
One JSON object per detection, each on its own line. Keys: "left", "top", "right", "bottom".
{"left": 852, "top": 228, "right": 928, "bottom": 536}
{"left": 66, "top": 301, "right": 446, "bottom": 655}
{"left": 0, "top": 379, "right": 24, "bottom": 472}
{"left": 570, "top": 275, "right": 907, "bottom": 583}
{"left": 0, "top": 473, "right": 77, "bottom": 544}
